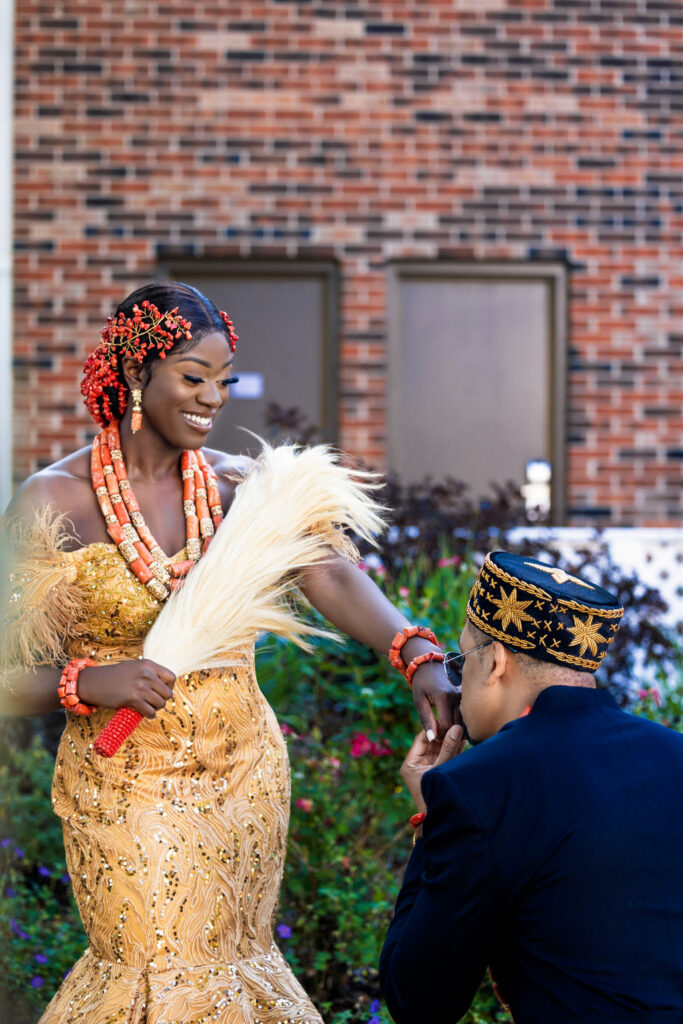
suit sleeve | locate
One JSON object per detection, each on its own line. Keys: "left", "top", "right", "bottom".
{"left": 379, "top": 768, "right": 504, "bottom": 1024}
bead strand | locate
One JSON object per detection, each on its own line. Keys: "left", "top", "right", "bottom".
{"left": 91, "top": 427, "right": 225, "bottom": 602}
{"left": 389, "top": 625, "right": 440, "bottom": 680}
{"left": 106, "top": 424, "right": 167, "bottom": 574}
{"left": 58, "top": 658, "right": 98, "bottom": 715}
{"left": 195, "top": 448, "right": 224, "bottom": 534}
{"left": 97, "top": 429, "right": 167, "bottom": 601}
{"left": 405, "top": 650, "right": 445, "bottom": 688}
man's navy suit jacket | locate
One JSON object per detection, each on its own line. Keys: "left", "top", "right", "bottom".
{"left": 380, "top": 686, "right": 683, "bottom": 1024}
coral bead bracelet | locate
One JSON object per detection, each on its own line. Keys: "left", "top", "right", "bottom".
{"left": 58, "top": 658, "right": 98, "bottom": 715}
{"left": 389, "top": 625, "right": 443, "bottom": 687}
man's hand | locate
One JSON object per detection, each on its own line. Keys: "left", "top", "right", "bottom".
{"left": 400, "top": 726, "right": 466, "bottom": 813}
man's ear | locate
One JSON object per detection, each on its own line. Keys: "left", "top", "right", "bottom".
{"left": 485, "top": 641, "right": 511, "bottom": 687}
{"left": 121, "top": 355, "right": 147, "bottom": 392}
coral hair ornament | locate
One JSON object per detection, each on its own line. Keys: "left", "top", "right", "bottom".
{"left": 81, "top": 299, "right": 239, "bottom": 427}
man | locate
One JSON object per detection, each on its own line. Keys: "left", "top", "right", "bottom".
{"left": 380, "top": 551, "right": 683, "bottom": 1024}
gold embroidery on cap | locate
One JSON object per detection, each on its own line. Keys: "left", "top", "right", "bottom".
{"left": 491, "top": 586, "right": 535, "bottom": 632}
{"left": 567, "top": 614, "right": 605, "bottom": 657}
{"left": 524, "top": 561, "right": 595, "bottom": 590}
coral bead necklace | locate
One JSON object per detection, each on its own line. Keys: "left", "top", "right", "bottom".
{"left": 91, "top": 422, "right": 223, "bottom": 601}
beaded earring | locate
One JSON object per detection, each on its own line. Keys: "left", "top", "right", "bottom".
{"left": 131, "top": 388, "right": 143, "bottom": 433}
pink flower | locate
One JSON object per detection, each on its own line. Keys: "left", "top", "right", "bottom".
{"left": 398, "top": 586, "right": 410, "bottom": 599}
{"left": 350, "top": 733, "right": 392, "bottom": 758}
{"left": 350, "top": 733, "right": 373, "bottom": 758}
{"left": 372, "top": 741, "right": 392, "bottom": 756}
{"left": 649, "top": 687, "right": 663, "bottom": 708}
{"left": 328, "top": 756, "right": 342, "bottom": 771}
{"left": 437, "top": 555, "right": 460, "bottom": 568}
{"left": 280, "top": 723, "right": 296, "bottom": 736}
{"left": 295, "top": 798, "right": 313, "bottom": 813}
{"left": 637, "top": 688, "right": 649, "bottom": 701}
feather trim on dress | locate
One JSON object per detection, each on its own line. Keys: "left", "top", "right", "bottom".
{"left": 0, "top": 507, "right": 86, "bottom": 684}
{"left": 143, "top": 440, "right": 386, "bottom": 676}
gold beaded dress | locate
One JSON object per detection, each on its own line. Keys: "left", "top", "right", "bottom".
{"left": 45, "top": 541, "right": 319, "bottom": 1024}
{"left": 2, "top": 446, "right": 382, "bottom": 1024}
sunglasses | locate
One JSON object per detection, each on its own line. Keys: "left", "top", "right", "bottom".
{"left": 444, "top": 640, "right": 494, "bottom": 686}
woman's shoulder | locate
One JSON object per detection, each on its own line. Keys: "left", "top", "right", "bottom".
{"left": 5, "top": 447, "right": 92, "bottom": 522}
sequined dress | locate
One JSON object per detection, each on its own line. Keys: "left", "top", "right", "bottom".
{"left": 38, "top": 542, "right": 324, "bottom": 1024}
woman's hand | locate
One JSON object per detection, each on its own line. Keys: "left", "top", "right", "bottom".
{"left": 400, "top": 726, "right": 466, "bottom": 812}
{"left": 411, "top": 660, "right": 461, "bottom": 741}
{"left": 78, "top": 659, "right": 176, "bottom": 718}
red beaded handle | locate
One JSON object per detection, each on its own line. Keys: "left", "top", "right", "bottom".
{"left": 93, "top": 708, "right": 143, "bottom": 757}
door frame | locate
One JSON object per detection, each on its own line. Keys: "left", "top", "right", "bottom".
{"left": 387, "top": 261, "right": 568, "bottom": 524}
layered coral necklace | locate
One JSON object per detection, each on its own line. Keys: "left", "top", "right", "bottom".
{"left": 91, "top": 423, "right": 223, "bottom": 602}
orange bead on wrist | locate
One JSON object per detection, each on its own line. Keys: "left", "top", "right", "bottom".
{"left": 58, "top": 658, "right": 98, "bottom": 715}
{"left": 388, "top": 625, "right": 440, "bottom": 678}
{"left": 404, "top": 650, "right": 445, "bottom": 688}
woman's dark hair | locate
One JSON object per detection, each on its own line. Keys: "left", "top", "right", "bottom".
{"left": 81, "top": 281, "right": 234, "bottom": 427}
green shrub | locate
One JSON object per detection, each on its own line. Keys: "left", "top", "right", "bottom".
{"left": 0, "top": 740, "right": 86, "bottom": 1023}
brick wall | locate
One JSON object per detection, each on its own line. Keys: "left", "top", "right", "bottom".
{"left": 13, "top": 0, "right": 683, "bottom": 525}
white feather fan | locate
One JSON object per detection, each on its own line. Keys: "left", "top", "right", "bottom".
{"left": 141, "top": 440, "right": 385, "bottom": 675}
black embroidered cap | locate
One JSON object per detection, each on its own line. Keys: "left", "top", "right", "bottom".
{"left": 466, "top": 551, "right": 624, "bottom": 671}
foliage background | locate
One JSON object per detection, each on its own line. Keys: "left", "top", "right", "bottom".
{"left": 1, "top": 529, "right": 680, "bottom": 1024}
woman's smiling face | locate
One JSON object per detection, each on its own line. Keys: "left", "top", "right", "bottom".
{"left": 134, "top": 330, "right": 236, "bottom": 449}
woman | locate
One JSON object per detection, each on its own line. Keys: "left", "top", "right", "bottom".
{"left": 2, "top": 282, "right": 456, "bottom": 1023}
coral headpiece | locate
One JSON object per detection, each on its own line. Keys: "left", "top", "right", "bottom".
{"left": 81, "top": 299, "right": 239, "bottom": 427}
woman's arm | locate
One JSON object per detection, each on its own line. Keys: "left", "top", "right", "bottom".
{"left": 1, "top": 661, "right": 177, "bottom": 718}
{"left": 298, "top": 556, "right": 459, "bottom": 738}
{"left": 2, "top": 471, "right": 176, "bottom": 719}
{"left": 1, "top": 666, "right": 65, "bottom": 715}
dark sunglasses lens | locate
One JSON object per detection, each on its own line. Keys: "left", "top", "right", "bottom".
{"left": 444, "top": 656, "right": 462, "bottom": 686}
